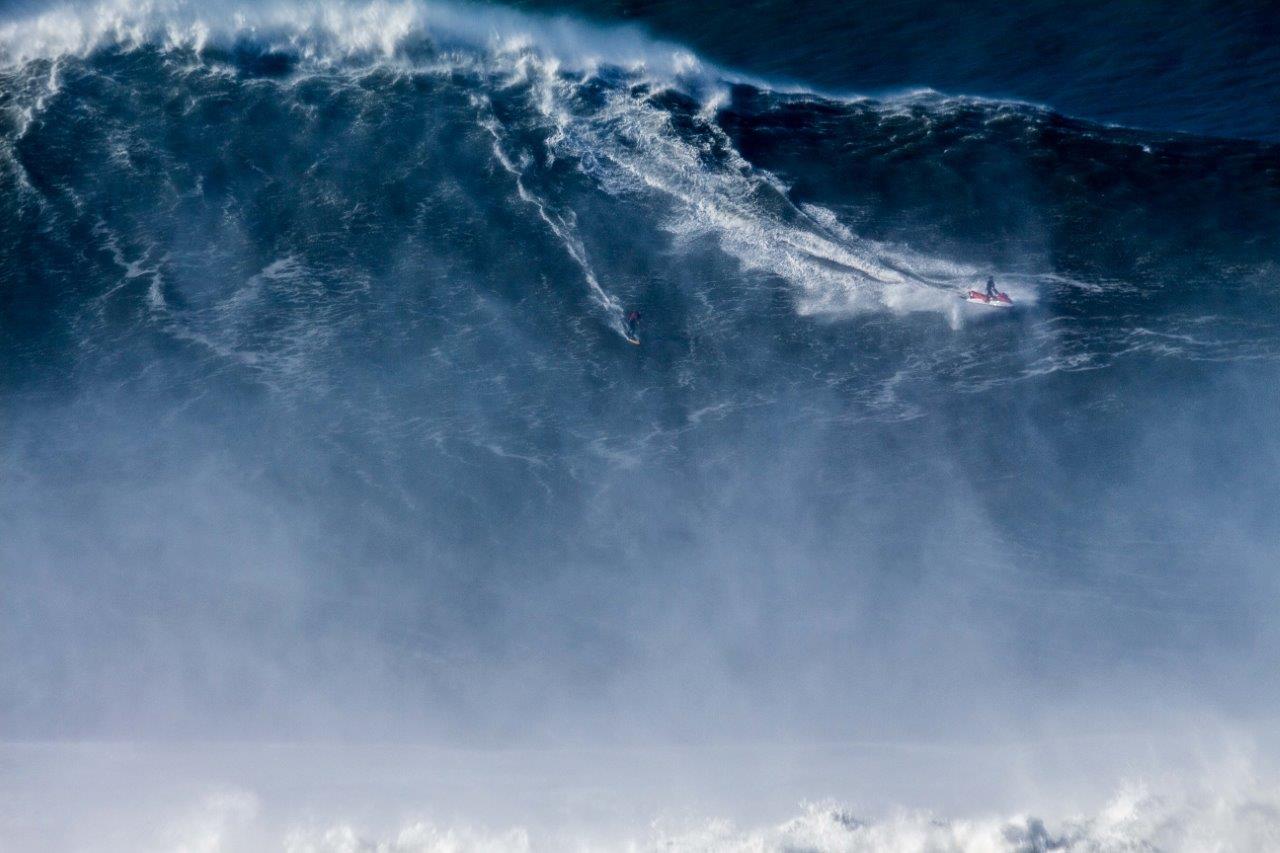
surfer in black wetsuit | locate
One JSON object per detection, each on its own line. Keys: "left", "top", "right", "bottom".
{"left": 985, "top": 276, "right": 998, "bottom": 299}
{"left": 625, "top": 310, "right": 641, "bottom": 338}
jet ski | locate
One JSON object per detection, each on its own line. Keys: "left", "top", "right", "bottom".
{"left": 964, "top": 289, "right": 1013, "bottom": 307}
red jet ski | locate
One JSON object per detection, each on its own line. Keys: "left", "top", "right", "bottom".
{"left": 964, "top": 289, "right": 1013, "bottom": 307}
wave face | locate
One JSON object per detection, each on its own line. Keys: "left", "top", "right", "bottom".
{"left": 2, "top": 1, "right": 1280, "bottom": 849}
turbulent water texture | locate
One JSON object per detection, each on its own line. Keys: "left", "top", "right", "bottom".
{"left": 2, "top": 1, "right": 1280, "bottom": 850}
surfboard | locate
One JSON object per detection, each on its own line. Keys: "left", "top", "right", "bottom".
{"left": 624, "top": 335, "right": 641, "bottom": 345}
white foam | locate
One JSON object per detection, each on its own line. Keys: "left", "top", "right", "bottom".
{"left": 284, "top": 821, "right": 532, "bottom": 853}
{"left": 0, "top": 0, "right": 716, "bottom": 87}
{"left": 511, "top": 55, "right": 975, "bottom": 320}
{"left": 112, "top": 778, "right": 1280, "bottom": 852}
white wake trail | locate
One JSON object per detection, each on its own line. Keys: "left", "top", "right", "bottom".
{"left": 476, "top": 97, "right": 627, "bottom": 336}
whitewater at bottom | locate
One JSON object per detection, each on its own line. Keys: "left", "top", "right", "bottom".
{"left": 7, "top": 736, "right": 1280, "bottom": 851}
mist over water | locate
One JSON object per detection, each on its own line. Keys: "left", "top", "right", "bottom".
{"left": 2, "top": 1, "right": 1280, "bottom": 849}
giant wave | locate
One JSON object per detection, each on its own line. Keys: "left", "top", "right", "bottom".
{"left": 2, "top": 1, "right": 1279, "bottom": 851}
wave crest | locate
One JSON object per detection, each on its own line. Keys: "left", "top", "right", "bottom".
{"left": 0, "top": 0, "right": 710, "bottom": 81}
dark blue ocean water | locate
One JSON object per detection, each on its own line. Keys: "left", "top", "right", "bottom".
{"left": 510, "top": 0, "right": 1280, "bottom": 142}
{"left": 1, "top": 1, "right": 1280, "bottom": 846}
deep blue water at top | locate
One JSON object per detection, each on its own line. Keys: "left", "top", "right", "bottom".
{"left": 512, "top": 0, "right": 1280, "bottom": 141}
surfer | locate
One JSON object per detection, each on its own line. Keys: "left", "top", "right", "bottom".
{"left": 985, "top": 275, "right": 998, "bottom": 299}
{"left": 625, "top": 310, "right": 641, "bottom": 339}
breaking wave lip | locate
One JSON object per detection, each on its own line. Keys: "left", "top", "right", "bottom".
{"left": 0, "top": 0, "right": 1055, "bottom": 112}
{"left": 0, "top": 0, "right": 717, "bottom": 83}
